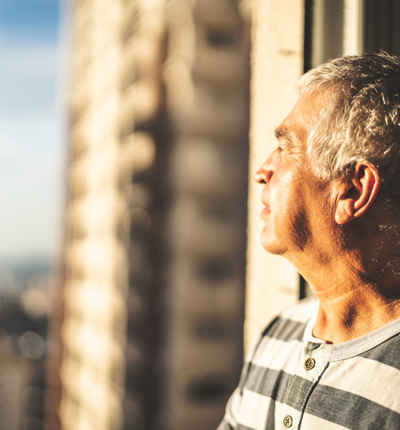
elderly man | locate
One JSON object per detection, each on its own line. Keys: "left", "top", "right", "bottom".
{"left": 218, "top": 52, "right": 400, "bottom": 429}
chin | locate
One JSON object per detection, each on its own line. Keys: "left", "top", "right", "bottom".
{"left": 260, "top": 233, "right": 286, "bottom": 255}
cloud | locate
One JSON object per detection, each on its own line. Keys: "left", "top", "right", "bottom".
{"left": 0, "top": 5, "right": 63, "bottom": 258}
{"left": 0, "top": 38, "right": 59, "bottom": 111}
{"left": 0, "top": 114, "right": 64, "bottom": 255}
{"left": 0, "top": 39, "right": 57, "bottom": 76}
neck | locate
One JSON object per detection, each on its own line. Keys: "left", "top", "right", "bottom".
{"left": 288, "top": 229, "right": 400, "bottom": 344}
{"left": 312, "top": 280, "right": 400, "bottom": 343}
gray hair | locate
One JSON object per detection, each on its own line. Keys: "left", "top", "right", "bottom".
{"left": 298, "top": 52, "right": 400, "bottom": 222}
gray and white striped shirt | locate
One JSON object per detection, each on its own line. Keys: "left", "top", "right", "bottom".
{"left": 217, "top": 298, "right": 400, "bottom": 429}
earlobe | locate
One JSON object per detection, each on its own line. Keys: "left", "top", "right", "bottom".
{"left": 334, "top": 163, "right": 381, "bottom": 225}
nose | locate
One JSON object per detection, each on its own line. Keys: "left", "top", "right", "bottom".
{"left": 254, "top": 155, "right": 274, "bottom": 184}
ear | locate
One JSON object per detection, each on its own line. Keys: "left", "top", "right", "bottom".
{"left": 334, "top": 163, "right": 381, "bottom": 225}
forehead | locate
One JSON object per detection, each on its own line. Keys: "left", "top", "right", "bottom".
{"left": 276, "top": 91, "right": 326, "bottom": 148}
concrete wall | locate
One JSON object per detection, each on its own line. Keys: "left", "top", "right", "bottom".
{"left": 245, "top": 0, "right": 305, "bottom": 351}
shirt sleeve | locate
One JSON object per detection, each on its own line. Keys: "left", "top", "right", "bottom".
{"left": 215, "top": 317, "right": 280, "bottom": 429}
{"left": 216, "top": 387, "right": 242, "bottom": 429}
{"left": 215, "top": 332, "right": 266, "bottom": 429}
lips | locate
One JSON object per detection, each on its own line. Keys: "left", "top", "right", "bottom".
{"left": 260, "top": 204, "right": 271, "bottom": 220}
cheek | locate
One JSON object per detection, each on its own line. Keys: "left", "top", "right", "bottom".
{"left": 269, "top": 171, "right": 307, "bottom": 229}
{"left": 269, "top": 172, "right": 295, "bottom": 215}
{"left": 268, "top": 182, "right": 291, "bottom": 239}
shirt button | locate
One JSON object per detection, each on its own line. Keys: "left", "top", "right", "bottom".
{"left": 283, "top": 415, "right": 293, "bottom": 428}
{"left": 304, "top": 357, "right": 315, "bottom": 370}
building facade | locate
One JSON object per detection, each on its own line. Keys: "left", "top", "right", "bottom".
{"left": 48, "top": 1, "right": 250, "bottom": 429}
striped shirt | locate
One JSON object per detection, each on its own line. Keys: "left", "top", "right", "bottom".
{"left": 217, "top": 298, "right": 400, "bottom": 430}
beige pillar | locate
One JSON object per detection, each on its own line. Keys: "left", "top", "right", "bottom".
{"left": 343, "top": 0, "right": 364, "bottom": 55}
{"left": 245, "top": 0, "right": 305, "bottom": 351}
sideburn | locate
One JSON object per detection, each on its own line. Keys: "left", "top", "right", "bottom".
{"left": 291, "top": 209, "right": 311, "bottom": 250}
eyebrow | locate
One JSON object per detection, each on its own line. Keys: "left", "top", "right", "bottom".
{"left": 274, "top": 127, "right": 296, "bottom": 148}
{"left": 274, "top": 127, "right": 292, "bottom": 140}
{"left": 274, "top": 127, "right": 301, "bottom": 153}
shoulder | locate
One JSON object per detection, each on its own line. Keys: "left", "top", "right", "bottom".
{"left": 245, "top": 298, "right": 319, "bottom": 362}
{"left": 261, "top": 297, "right": 318, "bottom": 339}
{"left": 277, "top": 296, "right": 319, "bottom": 323}
{"left": 238, "top": 298, "right": 318, "bottom": 390}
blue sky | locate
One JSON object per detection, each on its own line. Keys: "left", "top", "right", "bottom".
{"left": 0, "top": 0, "right": 63, "bottom": 260}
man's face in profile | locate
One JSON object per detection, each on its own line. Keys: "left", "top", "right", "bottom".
{"left": 255, "top": 91, "right": 333, "bottom": 259}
